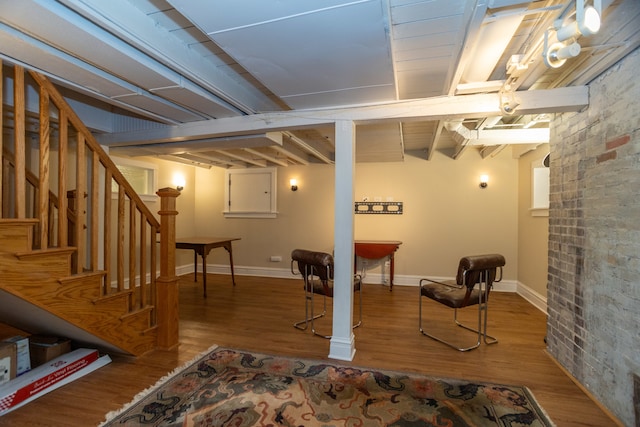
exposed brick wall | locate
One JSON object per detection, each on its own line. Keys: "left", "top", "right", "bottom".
{"left": 547, "top": 47, "right": 640, "bottom": 426}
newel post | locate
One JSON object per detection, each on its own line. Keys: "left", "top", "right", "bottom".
{"left": 156, "top": 187, "right": 181, "bottom": 349}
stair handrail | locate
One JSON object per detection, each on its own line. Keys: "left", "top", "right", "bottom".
{"left": 28, "top": 72, "right": 161, "bottom": 231}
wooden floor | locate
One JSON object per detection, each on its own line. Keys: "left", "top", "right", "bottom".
{"left": 0, "top": 273, "right": 618, "bottom": 426}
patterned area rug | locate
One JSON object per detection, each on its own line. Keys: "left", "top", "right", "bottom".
{"left": 101, "top": 345, "right": 555, "bottom": 426}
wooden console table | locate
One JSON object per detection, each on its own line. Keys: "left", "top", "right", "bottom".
{"left": 354, "top": 240, "right": 402, "bottom": 291}
{"left": 176, "top": 237, "right": 240, "bottom": 297}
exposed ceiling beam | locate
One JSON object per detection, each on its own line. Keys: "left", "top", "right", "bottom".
{"left": 511, "top": 143, "right": 545, "bottom": 158}
{"left": 108, "top": 132, "right": 283, "bottom": 157}
{"left": 453, "top": 140, "right": 472, "bottom": 160}
{"left": 480, "top": 144, "right": 507, "bottom": 158}
{"left": 434, "top": 0, "right": 491, "bottom": 162}
{"left": 268, "top": 142, "right": 310, "bottom": 166}
{"left": 467, "top": 128, "right": 550, "bottom": 145}
{"left": 283, "top": 131, "right": 333, "bottom": 164}
{"left": 214, "top": 150, "right": 267, "bottom": 168}
{"left": 455, "top": 80, "right": 505, "bottom": 95}
{"left": 426, "top": 122, "right": 444, "bottom": 161}
{"left": 242, "top": 148, "right": 289, "bottom": 167}
{"left": 179, "top": 152, "right": 238, "bottom": 168}
{"left": 97, "top": 86, "right": 589, "bottom": 147}
{"left": 157, "top": 154, "right": 213, "bottom": 169}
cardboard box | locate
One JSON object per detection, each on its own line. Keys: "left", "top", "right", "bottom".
{"left": 29, "top": 336, "right": 71, "bottom": 367}
{"left": 0, "top": 343, "right": 16, "bottom": 385}
{"left": 2, "top": 337, "right": 30, "bottom": 376}
{"left": 0, "top": 348, "right": 111, "bottom": 415}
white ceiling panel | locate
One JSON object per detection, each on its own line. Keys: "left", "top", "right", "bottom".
{"left": 392, "top": 15, "right": 466, "bottom": 40}
{"left": 111, "top": 93, "right": 207, "bottom": 122}
{"left": 356, "top": 123, "right": 404, "bottom": 162}
{"left": 150, "top": 87, "right": 235, "bottom": 118}
{"left": 395, "top": 55, "right": 453, "bottom": 73}
{"left": 167, "top": 0, "right": 358, "bottom": 34}
{"left": 390, "top": 0, "right": 467, "bottom": 25}
{"left": 0, "top": 30, "right": 131, "bottom": 98}
{"left": 281, "top": 85, "right": 396, "bottom": 110}
{"left": 396, "top": 60, "right": 451, "bottom": 98}
{"left": 0, "top": 1, "right": 179, "bottom": 91}
{"left": 171, "top": 0, "right": 396, "bottom": 108}
{"left": 394, "top": 43, "right": 455, "bottom": 62}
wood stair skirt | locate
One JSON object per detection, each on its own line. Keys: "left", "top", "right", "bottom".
{"left": 0, "top": 219, "right": 157, "bottom": 356}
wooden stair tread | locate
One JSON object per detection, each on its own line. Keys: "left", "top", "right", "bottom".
{"left": 93, "top": 289, "right": 133, "bottom": 304}
{"left": 15, "top": 247, "right": 77, "bottom": 259}
{"left": 141, "top": 325, "right": 158, "bottom": 336}
{"left": 120, "top": 305, "right": 154, "bottom": 321}
{"left": 0, "top": 218, "right": 39, "bottom": 225}
{"left": 59, "top": 271, "right": 107, "bottom": 284}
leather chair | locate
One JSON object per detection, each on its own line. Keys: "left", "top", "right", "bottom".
{"left": 291, "top": 249, "right": 362, "bottom": 339}
{"left": 418, "top": 254, "right": 505, "bottom": 351}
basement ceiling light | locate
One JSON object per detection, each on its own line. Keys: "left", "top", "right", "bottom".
{"left": 544, "top": 41, "right": 581, "bottom": 68}
{"left": 556, "top": 0, "right": 602, "bottom": 42}
{"left": 542, "top": 0, "right": 601, "bottom": 68}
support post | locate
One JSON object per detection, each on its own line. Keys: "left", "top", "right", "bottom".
{"left": 156, "top": 187, "right": 181, "bottom": 349}
{"left": 330, "top": 120, "right": 356, "bottom": 361}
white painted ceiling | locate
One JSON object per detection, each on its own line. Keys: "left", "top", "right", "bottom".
{"left": 0, "top": 0, "right": 638, "bottom": 167}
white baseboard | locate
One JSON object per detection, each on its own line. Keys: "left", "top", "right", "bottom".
{"left": 515, "top": 281, "right": 548, "bottom": 314}
{"left": 183, "top": 263, "right": 519, "bottom": 292}
{"left": 178, "top": 263, "right": 547, "bottom": 316}
{"left": 182, "top": 263, "right": 546, "bottom": 313}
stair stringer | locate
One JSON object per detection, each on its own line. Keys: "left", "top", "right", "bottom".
{"left": 0, "top": 244, "right": 157, "bottom": 356}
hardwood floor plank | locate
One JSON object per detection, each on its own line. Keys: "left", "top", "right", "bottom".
{"left": 0, "top": 274, "right": 618, "bottom": 426}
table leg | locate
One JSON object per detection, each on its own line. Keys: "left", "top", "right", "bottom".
{"left": 202, "top": 252, "right": 208, "bottom": 298}
{"left": 389, "top": 253, "right": 395, "bottom": 291}
{"left": 193, "top": 250, "right": 198, "bottom": 282}
{"left": 224, "top": 243, "right": 237, "bottom": 286}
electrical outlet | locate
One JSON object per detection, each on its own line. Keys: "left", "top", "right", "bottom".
{"left": 270, "top": 255, "right": 282, "bottom": 262}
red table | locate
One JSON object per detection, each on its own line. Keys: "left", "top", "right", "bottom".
{"left": 176, "top": 237, "right": 240, "bottom": 297}
{"left": 354, "top": 240, "right": 402, "bottom": 291}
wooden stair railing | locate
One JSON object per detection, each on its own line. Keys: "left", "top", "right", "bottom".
{"left": 0, "top": 62, "right": 180, "bottom": 352}
{"left": 2, "top": 146, "right": 83, "bottom": 249}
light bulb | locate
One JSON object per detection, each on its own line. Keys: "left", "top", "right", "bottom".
{"left": 580, "top": 6, "right": 601, "bottom": 36}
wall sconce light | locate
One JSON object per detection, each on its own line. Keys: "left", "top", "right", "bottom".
{"left": 290, "top": 179, "right": 298, "bottom": 191}
{"left": 480, "top": 175, "right": 489, "bottom": 189}
{"left": 173, "top": 174, "right": 185, "bottom": 191}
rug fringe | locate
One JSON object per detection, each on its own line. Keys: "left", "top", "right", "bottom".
{"left": 522, "top": 386, "right": 558, "bottom": 427}
{"left": 98, "top": 344, "right": 219, "bottom": 426}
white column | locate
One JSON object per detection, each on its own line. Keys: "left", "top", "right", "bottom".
{"left": 329, "top": 120, "right": 356, "bottom": 361}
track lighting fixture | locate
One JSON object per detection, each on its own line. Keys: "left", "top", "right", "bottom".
{"left": 556, "top": 0, "right": 601, "bottom": 42}
{"left": 499, "top": 83, "right": 519, "bottom": 115}
{"left": 542, "top": 0, "right": 601, "bottom": 69}
{"left": 543, "top": 41, "right": 582, "bottom": 68}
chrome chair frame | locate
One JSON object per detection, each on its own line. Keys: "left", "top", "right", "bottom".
{"left": 291, "top": 249, "right": 362, "bottom": 339}
{"left": 418, "top": 254, "right": 505, "bottom": 352}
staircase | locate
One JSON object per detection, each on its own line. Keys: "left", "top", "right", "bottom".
{"left": 0, "top": 63, "right": 180, "bottom": 355}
